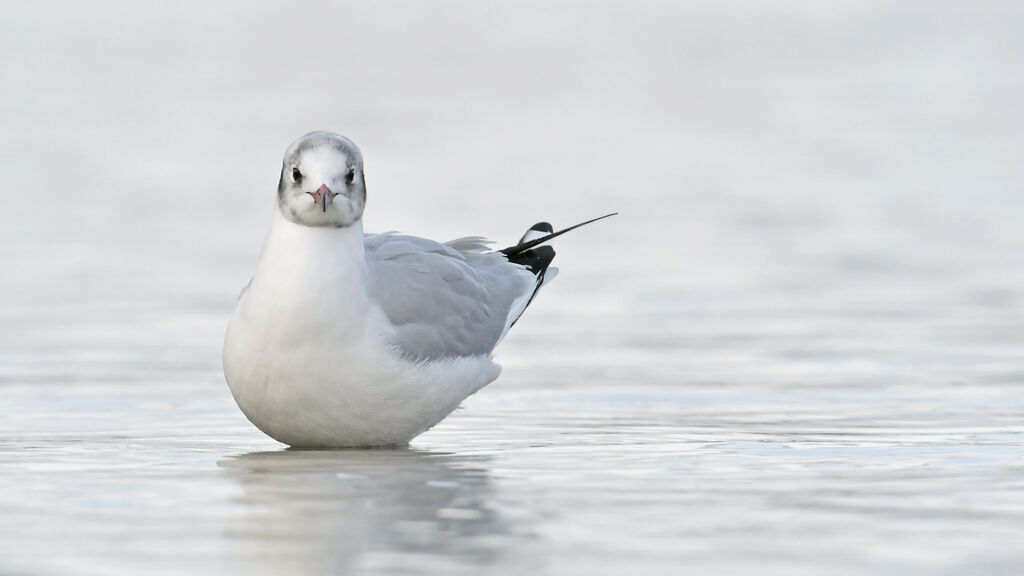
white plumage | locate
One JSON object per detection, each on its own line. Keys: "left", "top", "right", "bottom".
{"left": 224, "top": 210, "right": 516, "bottom": 447}
{"left": 223, "top": 132, "right": 570, "bottom": 448}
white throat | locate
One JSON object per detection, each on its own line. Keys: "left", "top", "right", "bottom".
{"left": 243, "top": 208, "right": 370, "bottom": 339}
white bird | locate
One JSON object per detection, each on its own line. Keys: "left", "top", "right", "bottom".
{"left": 223, "top": 132, "right": 613, "bottom": 448}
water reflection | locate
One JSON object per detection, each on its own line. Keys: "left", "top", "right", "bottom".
{"left": 217, "top": 449, "right": 520, "bottom": 575}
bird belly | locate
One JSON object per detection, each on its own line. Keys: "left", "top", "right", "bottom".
{"left": 223, "top": 305, "right": 499, "bottom": 448}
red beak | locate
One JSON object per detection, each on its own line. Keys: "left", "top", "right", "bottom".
{"left": 309, "top": 184, "right": 339, "bottom": 212}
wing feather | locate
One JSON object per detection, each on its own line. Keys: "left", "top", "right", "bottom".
{"left": 365, "top": 233, "right": 536, "bottom": 360}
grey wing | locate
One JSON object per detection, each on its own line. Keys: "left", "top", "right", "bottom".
{"left": 365, "top": 233, "right": 538, "bottom": 360}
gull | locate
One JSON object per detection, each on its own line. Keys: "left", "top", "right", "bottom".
{"left": 223, "top": 131, "right": 614, "bottom": 448}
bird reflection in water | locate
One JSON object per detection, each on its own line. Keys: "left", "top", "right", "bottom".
{"left": 217, "top": 448, "right": 527, "bottom": 575}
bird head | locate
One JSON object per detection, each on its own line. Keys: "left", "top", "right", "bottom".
{"left": 277, "top": 131, "right": 366, "bottom": 228}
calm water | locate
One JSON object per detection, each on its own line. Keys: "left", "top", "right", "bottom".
{"left": 2, "top": 2, "right": 1024, "bottom": 574}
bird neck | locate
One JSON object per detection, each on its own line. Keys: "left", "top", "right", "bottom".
{"left": 249, "top": 208, "right": 368, "bottom": 306}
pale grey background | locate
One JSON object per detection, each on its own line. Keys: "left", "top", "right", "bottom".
{"left": 2, "top": 2, "right": 1023, "bottom": 575}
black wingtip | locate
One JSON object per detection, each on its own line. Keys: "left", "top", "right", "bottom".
{"left": 507, "top": 244, "right": 555, "bottom": 277}
{"left": 519, "top": 222, "right": 554, "bottom": 244}
{"left": 500, "top": 212, "right": 618, "bottom": 256}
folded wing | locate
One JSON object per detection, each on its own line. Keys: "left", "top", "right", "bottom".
{"left": 365, "top": 233, "right": 538, "bottom": 360}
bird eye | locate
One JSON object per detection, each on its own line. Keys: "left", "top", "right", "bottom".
{"left": 291, "top": 167, "right": 302, "bottom": 182}
{"left": 346, "top": 167, "right": 355, "bottom": 185}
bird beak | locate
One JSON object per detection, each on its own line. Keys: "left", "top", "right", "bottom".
{"left": 308, "top": 184, "right": 339, "bottom": 213}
